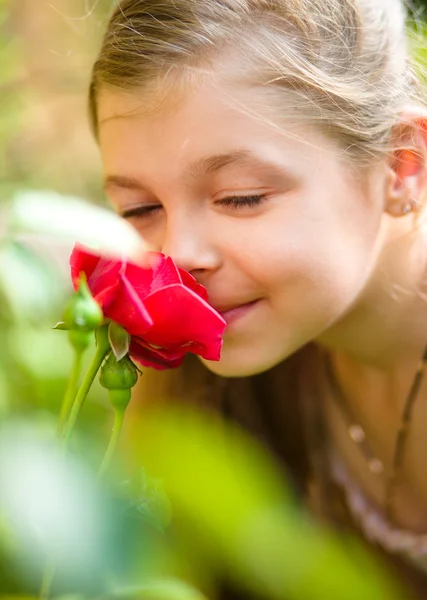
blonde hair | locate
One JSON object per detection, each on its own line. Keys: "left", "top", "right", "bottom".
{"left": 90, "top": 0, "right": 424, "bottom": 165}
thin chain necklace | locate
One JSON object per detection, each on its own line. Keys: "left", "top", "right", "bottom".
{"left": 324, "top": 344, "right": 427, "bottom": 522}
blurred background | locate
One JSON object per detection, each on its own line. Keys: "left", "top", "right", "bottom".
{"left": 1, "top": 1, "right": 427, "bottom": 599}
{"left": 0, "top": 0, "right": 111, "bottom": 201}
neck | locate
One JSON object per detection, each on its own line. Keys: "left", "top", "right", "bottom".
{"left": 317, "top": 216, "right": 427, "bottom": 375}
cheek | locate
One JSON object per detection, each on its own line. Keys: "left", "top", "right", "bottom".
{"left": 201, "top": 221, "right": 377, "bottom": 378}
{"left": 246, "top": 211, "right": 376, "bottom": 315}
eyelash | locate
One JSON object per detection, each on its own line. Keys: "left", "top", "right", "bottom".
{"left": 121, "top": 194, "right": 267, "bottom": 220}
{"left": 217, "top": 194, "right": 267, "bottom": 210}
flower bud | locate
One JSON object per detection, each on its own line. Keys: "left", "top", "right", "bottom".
{"left": 108, "top": 389, "right": 132, "bottom": 412}
{"left": 63, "top": 274, "right": 103, "bottom": 332}
{"left": 99, "top": 354, "right": 139, "bottom": 411}
{"left": 68, "top": 329, "right": 92, "bottom": 353}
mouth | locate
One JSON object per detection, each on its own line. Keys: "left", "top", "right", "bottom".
{"left": 216, "top": 299, "right": 261, "bottom": 324}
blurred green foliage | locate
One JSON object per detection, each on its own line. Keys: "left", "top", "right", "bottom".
{"left": 0, "top": 1, "right": 427, "bottom": 599}
{"left": 0, "top": 191, "right": 413, "bottom": 599}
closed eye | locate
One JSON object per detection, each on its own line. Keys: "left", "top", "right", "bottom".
{"left": 215, "top": 194, "right": 267, "bottom": 210}
{"left": 121, "top": 205, "right": 162, "bottom": 219}
{"left": 120, "top": 194, "right": 268, "bottom": 221}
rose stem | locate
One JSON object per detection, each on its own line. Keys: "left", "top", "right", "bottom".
{"left": 57, "top": 349, "right": 83, "bottom": 435}
{"left": 97, "top": 406, "right": 125, "bottom": 479}
{"left": 61, "top": 340, "right": 110, "bottom": 448}
{"left": 40, "top": 332, "right": 111, "bottom": 599}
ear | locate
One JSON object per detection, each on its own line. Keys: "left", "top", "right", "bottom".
{"left": 385, "top": 109, "right": 427, "bottom": 217}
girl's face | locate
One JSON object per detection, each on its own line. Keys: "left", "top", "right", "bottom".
{"left": 98, "top": 80, "right": 387, "bottom": 377}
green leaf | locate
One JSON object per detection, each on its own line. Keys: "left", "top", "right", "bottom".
{"left": 108, "top": 322, "right": 131, "bottom": 361}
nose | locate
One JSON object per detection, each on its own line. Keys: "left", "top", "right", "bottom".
{"left": 160, "top": 213, "right": 220, "bottom": 277}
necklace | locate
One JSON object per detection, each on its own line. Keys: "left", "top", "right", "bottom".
{"left": 323, "top": 344, "right": 427, "bottom": 522}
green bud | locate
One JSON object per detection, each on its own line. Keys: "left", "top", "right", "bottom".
{"left": 108, "top": 388, "right": 132, "bottom": 412}
{"left": 100, "top": 353, "right": 138, "bottom": 410}
{"left": 63, "top": 273, "right": 103, "bottom": 332}
{"left": 68, "top": 329, "right": 92, "bottom": 352}
{"left": 100, "top": 354, "right": 138, "bottom": 412}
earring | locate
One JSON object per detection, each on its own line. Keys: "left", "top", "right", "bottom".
{"left": 402, "top": 201, "right": 414, "bottom": 215}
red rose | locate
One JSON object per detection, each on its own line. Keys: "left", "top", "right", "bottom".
{"left": 70, "top": 244, "right": 226, "bottom": 370}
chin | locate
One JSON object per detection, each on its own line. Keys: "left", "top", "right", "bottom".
{"left": 198, "top": 332, "right": 310, "bottom": 378}
{"left": 198, "top": 353, "right": 281, "bottom": 379}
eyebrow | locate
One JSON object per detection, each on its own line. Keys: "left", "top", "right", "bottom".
{"left": 184, "top": 150, "right": 253, "bottom": 179}
{"left": 104, "top": 150, "right": 275, "bottom": 191}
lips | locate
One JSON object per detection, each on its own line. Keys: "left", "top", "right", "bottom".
{"left": 212, "top": 299, "right": 259, "bottom": 314}
{"left": 216, "top": 299, "right": 259, "bottom": 326}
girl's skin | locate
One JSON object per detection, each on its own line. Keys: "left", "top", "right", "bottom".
{"left": 98, "top": 76, "right": 427, "bottom": 531}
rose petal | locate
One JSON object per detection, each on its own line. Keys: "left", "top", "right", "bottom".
{"left": 131, "top": 336, "right": 190, "bottom": 361}
{"left": 92, "top": 282, "right": 121, "bottom": 311}
{"left": 104, "top": 273, "right": 154, "bottom": 334}
{"left": 70, "top": 244, "right": 102, "bottom": 289}
{"left": 150, "top": 255, "right": 182, "bottom": 290}
{"left": 122, "top": 262, "right": 156, "bottom": 298}
{"left": 88, "top": 258, "right": 124, "bottom": 298}
{"left": 129, "top": 339, "right": 185, "bottom": 370}
{"left": 178, "top": 268, "right": 209, "bottom": 302}
{"left": 142, "top": 284, "right": 225, "bottom": 360}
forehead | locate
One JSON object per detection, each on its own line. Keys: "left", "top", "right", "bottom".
{"left": 97, "top": 78, "right": 352, "bottom": 184}
{"left": 97, "top": 72, "right": 188, "bottom": 124}
{"left": 97, "top": 74, "right": 323, "bottom": 141}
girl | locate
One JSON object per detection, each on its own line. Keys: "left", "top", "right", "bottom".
{"left": 89, "top": 0, "right": 427, "bottom": 595}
